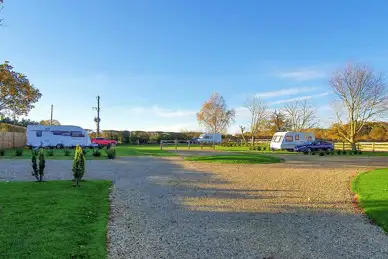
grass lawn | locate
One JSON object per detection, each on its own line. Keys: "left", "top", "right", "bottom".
{"left": 116, "top": 145, "right": 176, "bottom": 156}
{"left": 163, "top": 145, "right": 295, "bottom": 154}
{"left": 0, "top": 147, "right": 108, "bottom": 160}
{"left": 0, "top": 180, "right": 111, "bottom": 258}
{"left": 185, "top": 154, "right": 282, "bottom": 164}
{"left": 352, "top": 168, "right": 388, "bottom": 232}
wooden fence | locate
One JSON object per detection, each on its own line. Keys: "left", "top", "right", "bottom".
{"left": 0, "top": 132, "right": 26, "bottom": 149}
{"left": 334, "top": 142, "right": 388, "bottom": 152}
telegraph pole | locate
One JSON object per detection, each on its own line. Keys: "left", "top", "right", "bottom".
{"left": 93, "top": 96, "right": 101, "bottom": 137}
{"left": 50, "top": 105, "right": 53, "bottom": 125}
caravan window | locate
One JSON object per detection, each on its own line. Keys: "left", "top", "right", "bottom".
{"left": 295, "top": 134, "right": 300, "bottom": 140}
{"left": 53, "top": 131, "right": 70, "bottom": 136}
{"left": 36, "top": 130, "right": 42, "bottom": 137}
{"left": 285, "top": 136, "right": 293, "bottom": 142}
{"left": 71, "top": 131, "right": 84, "bottom": 137}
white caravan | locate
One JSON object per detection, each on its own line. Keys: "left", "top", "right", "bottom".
{"left": 270, "top": 132, "right": 315, "bottom": 151}
{"left": 26, "top": 125, "right": 92, "bottom": 148}
{"left": 197, "top": 133, "right": 222, "bottom": 144}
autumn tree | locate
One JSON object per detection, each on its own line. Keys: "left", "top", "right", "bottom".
{"left": 330, "top": 64, "right": 388, "bottom": 150}
{"left": 39, "top": 119, "right": 61, "bottom": 126}
{"left": 283, "top": 100, "right": 317, "bottom": 131}
{"left": 270, "top": 109, "right": 291, "bottom": 132}
{"left": 197, "top": 93, "right": 235, "bottom": 134}
{"left": 0, "top": 61, "right": 42, "bottom": 118}
{"left": 244, "top": 96, "right": 268, "bottom": 144}
{"left": 369, "top": 127, "right": 386, "bottom": 141}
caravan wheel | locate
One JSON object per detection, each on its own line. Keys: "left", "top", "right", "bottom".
{"left": 56, "top": 144, "right": 64, "bottom": 149}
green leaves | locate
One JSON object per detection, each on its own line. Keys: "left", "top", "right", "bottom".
{"left": 31, "top": 148, "right": 45, "bottom": 182}
{"left": 72, "top": 145, "right": 85, "bottom": 186}
{"left": 0, "top": 61, "right": 42, "bottom": 117}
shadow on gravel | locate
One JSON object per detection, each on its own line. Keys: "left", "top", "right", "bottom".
{"left": 107, "top": 157, "right": 388, "bottom": 259}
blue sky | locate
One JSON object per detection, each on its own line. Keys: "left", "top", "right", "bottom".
{"left": 1, "top": 0, "right": 388, "bottom": 133}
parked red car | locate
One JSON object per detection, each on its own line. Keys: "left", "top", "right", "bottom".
{"left": 91, "top": 138, "right": 118, "bottom": 147}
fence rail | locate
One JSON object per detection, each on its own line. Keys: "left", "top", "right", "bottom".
{"left": 160, "top": 139, "right": 215, "bottom": 150}
{"left": 334, "top": 142, "right": 388, "bottom": 152}
{"left": 0, "top": 132, "right": 26, "bottom": 149}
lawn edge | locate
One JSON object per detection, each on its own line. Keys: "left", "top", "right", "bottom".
{"left": 350, "top": 169, "right": 388, "bottom": 232}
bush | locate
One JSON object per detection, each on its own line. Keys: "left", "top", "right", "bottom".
{"left": 92, "top": 149, "right": 101, "bottom": 157}
{"left": 262, "top": 146, "right": 268, "bottom": 151}
{"left": 46, "top": 149, "right": 54, "bottom": 156}
{"left": 31, "top": 149, "right": 45, "bottom": 182}
{"left": 358, "top": 150, "right": 363, "bottom": 154}
{"left": 82, "top": 148, "right": 88, "bottom": 155}
{"left": 0, "top": 150, "right": 4, "bottom": 156}
{"left": 106, "top": 147, "right": 116, "bottom": 159}
{"left": 336, "top": 150, "right": 342, "bottom": 155}
{"left": 72, "top": 145, "right": 85, "bottom": 187}
{"left": 311, "top": 151, "right": 316, "bottom": 155}
{"left": 303, "top": 150, "right": 309, "bottom": 155}
{"left": 64, "top": 148, "right": 70, "bottom": 156}
{"left": 256, "top": 146, "right": 262, "bottom": 151}
{"left": 319, "top": 151, "right": 325, "bottom": 156}
{"left": 342, "top": 150, "right": 347, "bottom": 155}
{"left": 15, "top": 149, "right": 23, "bottom": 156}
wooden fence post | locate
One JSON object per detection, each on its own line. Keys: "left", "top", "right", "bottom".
{"left": 188, "top": 141, "right": 190, "bottom": 150}
{"left": 175, "top": 139, "right": 177, "bottom": 151}
{"left": 342, "top": 142, "right": 345, "bottom": 151}
{"left": 160, "top": 141, "right": 163, "bottom": 150}
{"left": 372, "top": 142, "right": 375, "bottom": 152}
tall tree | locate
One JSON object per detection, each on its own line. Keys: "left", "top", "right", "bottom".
{"left": 330, "top": 64, "right": 388, "bottom": 150}
{"left": 283, "top": 100, "right": 317, "bottom": 131}
{"left": 0, "top": 0, "right": 4, "bottom": 26}
{"left": 0, "top": 61, "right": 42, "bottom": 118}
{"left": 39, "top": 119, "right": 60, "bottom": 126}
{"left": 270, "top": 109, "right": 291, "bottom": 132}
{"left": 244, "top": 96, "right": 268, "bottom": 145}
{"left": 239, "top": 125, "right": 247, "bottom": 144}
{"left": 197, "top": 93, "right": 235, "bottom": 134}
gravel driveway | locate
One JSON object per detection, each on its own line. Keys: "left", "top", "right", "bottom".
{"left": 1, "top": 157, "right": 388, "bottom": 259}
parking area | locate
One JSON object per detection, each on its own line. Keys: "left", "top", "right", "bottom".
{"left": 1, "top": 155, "right": 388, "bottom": 258}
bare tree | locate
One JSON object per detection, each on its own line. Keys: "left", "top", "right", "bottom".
{"left": 245, "top": 96, "right": 268, "bottom": 145}
{"left": 330, "top": 64, "right": 388, "bottom": 151}
{"left": 283, "top": 100, "right": 317, "bottom": 131}
{"left": 270, "top": 109, "right": 291, "bottom": 132}
{"left": 197, "top": 93, "right": 235, "bottom": 134}
{"left": 239, "top": 125, "right": 247, "bottom": 144}
{"left": 0, "top": 0, "right": 4, "bottom": 26}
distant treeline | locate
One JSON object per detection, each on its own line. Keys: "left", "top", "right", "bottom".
{"left": 1, "top": 117, "right": 387, "bottom": 142}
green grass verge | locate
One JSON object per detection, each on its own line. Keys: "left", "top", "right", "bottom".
{"left": 352, "top": 168, "right": 388, "bottom": 232}
{"left": 163, "top": 145, "right": 295, "bottom": 154}
{"left": 0, "top": 147, "right": 107, "bottom": 160}
{"left": 116, "top": 145, "right": 176, "bottom": 156}
{"left": 0, "top": 145, "right": 176, "bottom": 159}
{"left": 185, "top": 154, "right": 282, "bottom": 164}
{"left": 0, "top": 180, "right": 111, "bottom": 258}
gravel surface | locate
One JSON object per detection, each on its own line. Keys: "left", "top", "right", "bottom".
{"left": 1, "top": 156, "right": 388, "bottom": 258}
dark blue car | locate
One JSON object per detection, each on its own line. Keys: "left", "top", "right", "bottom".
{"left": 294, "top": 141, "right": 334, "bottom": 153}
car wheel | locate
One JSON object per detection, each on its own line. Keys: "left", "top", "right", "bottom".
{"left": 326, "top": 148, "right": 332, "bottom": 153}
{"left": 306, "top": 148, "right": 312, "bottom": 154}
